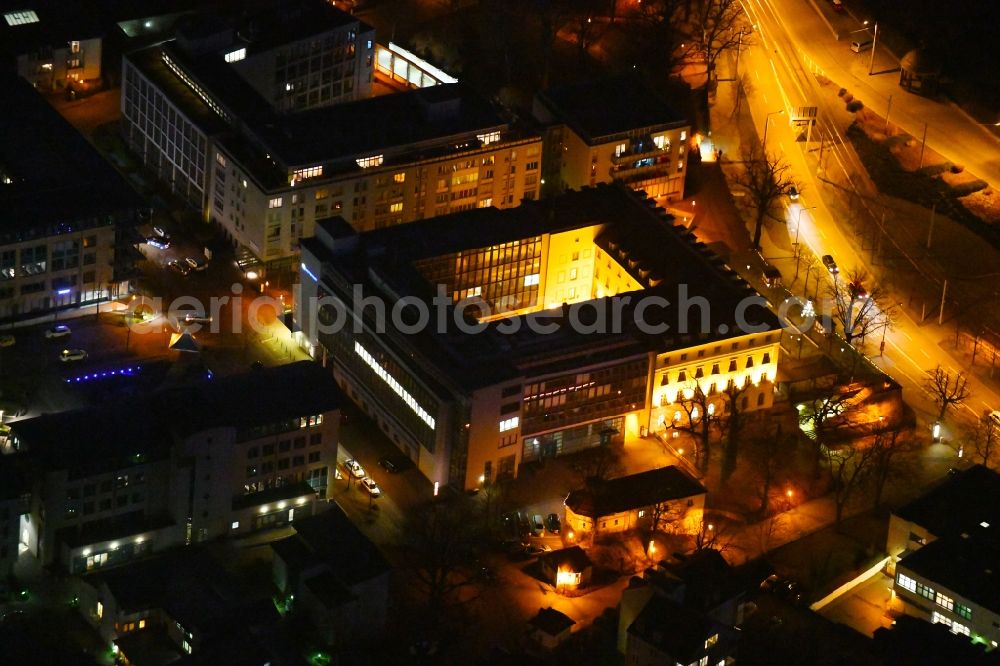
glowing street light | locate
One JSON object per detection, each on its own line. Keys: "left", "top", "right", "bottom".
{"left": 762, "top": 109, "right": 784, "bottom": 149}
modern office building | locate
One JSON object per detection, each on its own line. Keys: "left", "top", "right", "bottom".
{"left": 888, "top": 465, "right": 1000, "bottom": 648}
{"left": 0, "top": 74, "right": 139, "bottom": 321}
{"left": 534, "top": 74, "right": 691, "bottom": 201}
{"left": 297, "top": 185, "right": 782, "bottom": 491}
{"left": 121, "top": 0, "right": 539, "bottom": 268}
{"left": 5, "top": 362, "right": 342, "bottom": 573}
{"left": 1, "top": 3, "right": 102, "bottom": 90}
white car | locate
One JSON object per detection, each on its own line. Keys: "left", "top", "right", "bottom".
{"left": 44, "top": 324, "right": 71, "bottom": 339}
{"left": 183, "top": 313, "right": 213, "bottom": 325}
{"left": 185, "top": 256, "right": 208, "bottom": 272}
{"left": 152, "top": 226, "right": 170, "bottom": 240}
{"left": 0, "top": 334, "right": 14, "bottom": 348}
{"left": 59, "top": 349, "right": 88, "bottom": 362}
{"left": 146, "top": 237, "right": 170, "bottom": 250}
{"left": 344, "top": 459, "right": 365, "bottom": 479}
{"left": 361, "top": 477, "right": 381, "bottom": 497}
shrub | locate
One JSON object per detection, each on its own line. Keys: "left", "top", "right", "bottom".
{"left": 952, "top": 179, "right": 988, "bottom": 197}
{"left": 843, "top": 93, "right": 854, "bottom": 103}
{"left": 916, "top": 162, "right": 952, "bottom": 177}
{"left": 838, "top": 88, "right": 847, "bottom": 97}
{"left": 950, "top": 164, "right": 965, "bottom": 174}
{"left": 846, "top": 100, "right": 864, "bottom": 112}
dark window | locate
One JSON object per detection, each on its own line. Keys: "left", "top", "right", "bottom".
{"left": 263, "top": 444, "right": 275, "bottom": 455}
{"left": 247, "top": 447, "right": 259, "bottom": 458}
{"left": 309, "top": 433, "right": 322, "bottom": 445}
{"left": 278, "top": 458, "right": 290, "bottom": 470}
{"left": 293, "top": 456, "right": 305, "bottom": 467}
{"left": 116, "top": 495, "right": 128, "bottom": 507}
{"left": 308, "top": 451, "right": 321, "bottom": 463}
{"left": 83, "top": 502, "right": 94, "bottom": 515}
{"left": 279, "top": 440, "right": 291, "bottom": 452}
{"left": 500, "top": 402, "right": 519, "bottom": 415}
{"left": 100, "top": 480, "right": 112, "bottom": 493}
{"left": 501, "top": 384, "right": 521, "bottom": 398}
{"left": 99, "top": 499, "right": 111, "bottom": 511}
{"left": 293, "top": 437, "right": 305, "bottom": 449}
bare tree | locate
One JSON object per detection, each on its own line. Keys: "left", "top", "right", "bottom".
{"left": 573, "top": 443, "right": 624, "bottom": 483}
{"left": 970, "top": 412, "right": 1000, "bottom": 469}
{"left": 674, "top": 382, "right": 719, "bottom": 472}
{"left": 734, "top": 143, "right": 799, "bottom": 249}
{"left": 719, "top": 379, "right": 752, "bottom": 481}
{"left": 630, "top": 0, "right": 694, "bottom": 77}
{"left": 693, "top": 0, "right": 744, "bottom": 85}
{"left": 867, "top": 422, "right": 918, "bottom": 509}
{"left": 824, "top": 440, "right": 879, "bottom": 526}
{"left": 693, "top": 516, "right": 736, "bottom": 554}
{"left": 925, "top": 365, "right": 971, "bottom": 421}
{"left": 746, "top": 423, "right": 787, "bottom": 516}
{"left": 798, "top": 393, "right": 852, "bottom": 476}
{"left": 403, "top": 497, "right": 485, "bottom": 610}
{"left": 828, "top": 268, "right": 896, "bottom": 347}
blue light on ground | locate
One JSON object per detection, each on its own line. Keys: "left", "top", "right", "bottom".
{"left": 65, "top": 366, "right": 142, "bottom": 383}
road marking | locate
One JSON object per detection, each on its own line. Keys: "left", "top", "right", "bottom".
{"left": 899, "top": 330, "right": 913, "bottom": 342}
{"left": 920, "top": 349, "right": 931, "bottom": 360}
{"left": 755, "top": 70, "right": 761, "bottom": 81}
{"left": 983, "top": 401, "right": 995, "bottom": 412}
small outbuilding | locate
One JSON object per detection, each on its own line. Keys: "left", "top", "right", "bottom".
{"left": 539, "top": 546, "right": 594, "bottom": 590}
{"left": 899, "top": 48, "right": 942, "bottom": 96}
{"left": 527, "top": 607, "right": 576, "bottom": 649}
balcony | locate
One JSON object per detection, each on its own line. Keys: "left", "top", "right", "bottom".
{"left": 611, "top": 144, "right": 668, "bottom": 166}
{"left": 610, "top": 161, "right": 672, "bottom": 185}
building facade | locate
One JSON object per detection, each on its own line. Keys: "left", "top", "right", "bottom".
{"left": 1, "top": 75, "right": 138, "bottom": 321}
{"left": 297, "top": 185, "right": 782, "bottom": 491}
{"left": 6, "top": 362, "right": 342, "bottom": 574}
{"left": 534, "top": 75, "right": 691, "bottom": 201}
{"left": 2, "top": 7, "right": 102, "bottom": 91}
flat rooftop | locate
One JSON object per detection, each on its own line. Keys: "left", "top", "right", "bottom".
{"left": 0, "top": 75, "right": 141, "bottom": 240}
{"left": 10, "top": 361, "right": 341, "bottom": 473}
{"left": 537, "top": 74, "right": 688, "bottom": 144}
{"left": 894, "top": 465, "right": 1000, "bottom": 539}
{"left": 565, "top": 465, "right": 706, "bottom": 518}
{"left": 311, "top": 185, "right": 780, "bottom": 391}
{"left": 899, "top": 530, "right": 1000, "bottom": 613}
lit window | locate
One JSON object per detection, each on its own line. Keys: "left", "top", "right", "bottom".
{"left": 653, "top": 135, "right": 665, "bottom": 149}
{"left": 466, "top": 286, "right": 482, "bottom": 298}
{"left": 356, "top": 155, "right": 384, "bottom": 169}
{"left": 389, "top": 202, "right": 403, "bottom": 213}
{"left": 568, "top": 287, "right": 576, "bottom": 299}
{"left": 367, "top": 40, "right": 373, "bottom": 49}
{"left": 293, "top": 166, "right": 323, "bottom": 181}
{"left": 569, "top": 268, "right": 578, "bottom": 280}
{"left": 935, "top": 592, "right": 954, "bottom": 611}
{"left": 499, "top": 417, "right": 519, "bottom": 432}
{"left": 96, "top": 602, "right": 103, "bottom": 619}
{"left": 477, "top": 131, "right": 500, "bottom": 145}
{"left": 70, "top": 41, "right": 80, "bottom": 54}
{"left": 231, "top": 521, "right": 239, "bottom": 530}
{"left": 680, "top": 130, "right": 687, "bottom": 141}
{"left": 394, "top": 172, "right": 406, "bottom": 183}
{"left": 215, "top": 153, "right": 227, "bottom": 167}
{"left": 523, "top": 273, "right": 540, "bottom": 287}
{"left": 956, "top": 603, "right": 972, "bottom": 620}
{"left": 224, "top": 47, "right": 246, "bottom": 63}
{"left": 478, "top": 197, "right": 493, "bottom": 208}
{"left": 638, "top": 510, "right": 645, "bottom": 518}
{"left": 354, "top": 342, "right": 436, "bottom": 429}
{"left": 269, "top": 197, "right": 283, "bottom": 208}
{"left": 615, "top": 142, "right": 627, "bottom": 157}
{"left": 705, "top": 634, "right": 719, "bottom": 649}
{"left": 678, "top": 160, "right": 685, "bottom": 172}
{"left": 896, "top": 573, "right": 917, "bottom": 593}
{"left": 4, "top": 10, "right": 39, "bottom": 26}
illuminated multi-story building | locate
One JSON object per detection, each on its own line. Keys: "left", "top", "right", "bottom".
{"left": 5, "top": 362, "right": 342, "bottom": 573}
{"left": 534, "top": 74, "right": 691, "bottom": 201}
{"left": 297, "top": 185, "right": 782, "bottom": 491}
{"left": 1, "top": 4, "right": 102, "bottom": 90}
{"left": 0, "top": 74, "right": 138, "bottom": 322}
{"left": 121, "top": 0, "right": 539, "bottom": 269}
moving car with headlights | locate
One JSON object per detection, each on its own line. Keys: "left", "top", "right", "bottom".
{"left": 45, "top": 324, "right": 71, "bottom": 339}
{"left": 59, "top": 349, "right": 88, "bottom": 362}
{"left": 361, "top": 477, "right": 381, "bottom": 497}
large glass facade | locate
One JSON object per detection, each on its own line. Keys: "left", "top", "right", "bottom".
{"left": 521, "top": 359, "right": 648, "bottom": 436}
{"left": 414, "top": 237, "right": 542, "bottom": 317}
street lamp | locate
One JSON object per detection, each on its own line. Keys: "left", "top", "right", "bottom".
{"left": 793, "top": 205, "right": 816, "bottom": 246}
{"left": 762, "top": 109, "right": 784, "bottom": 149}
{"left": 863, "top": 20, "right": 879, "bottom": 75}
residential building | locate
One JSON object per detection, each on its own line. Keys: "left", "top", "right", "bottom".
{"left": 619, "top": 550, "right": 747, "bottom": 665}
{"left": 0, "top": 3, "right": 102, "bottom": 90}
{"left": 872, "top": 615, "right": 1000, "bottom": 665}
{"left": 563, "top": 466, "right": 706, "bottom": 537}
{"left": 272, "top": 506, "right": 391, "bottom": 647}
{"left": 527, "top": 607, "right": 575, "bottom": 651}
{"left": 6, "top": 362, "right": 342, "bottom": 573}
{"left": 0, "top": 74, "right": 139, "bottom": 321}
{"left": 297, "top": 185, "right": 781, "bottom": 491}
{"left": 534, "top": 74, "right": 691, "bottom": 201}
{"left": 78, "top": 547, "right": 279, "bottom": 663}
{"left": 888, "top": 465, "right": 1000, "bottom": 648}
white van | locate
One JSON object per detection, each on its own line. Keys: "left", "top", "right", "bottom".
{"left": 851, "top": 38, "right": 873, "bottom": 53}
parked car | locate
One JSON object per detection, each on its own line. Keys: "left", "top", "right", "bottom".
{"left": 763, "top": 263, "right": 783, "bottom": 288}
{"left": 831, "top": 0, "right": 844, "bottom": 11}
{"left": 167, "top": 259, "right": 191, "bottom": 276}
{"left": 183, "top": 313, "right": 213, "bottom": 325}
{"left": 777, "top": 579, "right": 803, "bottom": 604}
{"left": 344, "top": 459, "right": 365, "bottom": 478}
{"left": 530, "top": 514, "right": 545, "bottom": 537}
{"left": 185, "top": 256, "right": 209, "bottom": 272}
{"left": 0, "top": 334, "right": 14, "bottom": 348}
{"left": 152, "top": 225, "right": 169, "bottom": 239}
{"left": 59, "top": 349, "right": 88, "bottom": 362}
{"left": 44, "top": 324, "right": 71, "bottom": 339}
{"left": 821, "top": 254, "right": 838, "bottom": 274}
{"left": 145, "top": 236, "right": 170, "bottom": 250}
{"left": 545, "top": 513, "right": 561, "bottom": 534}
{"left": 378, "top": 455, "right": 412, "bottom": 473}
{"left": 361, "top": 477, "right": 381, "bottom": 497}
{"left": 760, "top": 574, "right": 781, "bottom": 592}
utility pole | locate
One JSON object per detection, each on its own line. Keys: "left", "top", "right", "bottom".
{"left": 918, "top": 123, "right": 928, "bottom": 169}
{"left": 938, "top": 279, "right": 948, "bottom": 325}
{"left": 926, "top": 203, "right": 936, "bottom": 249}
{"left": 734, "top": 29, "right": 743, "bottom": 77}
